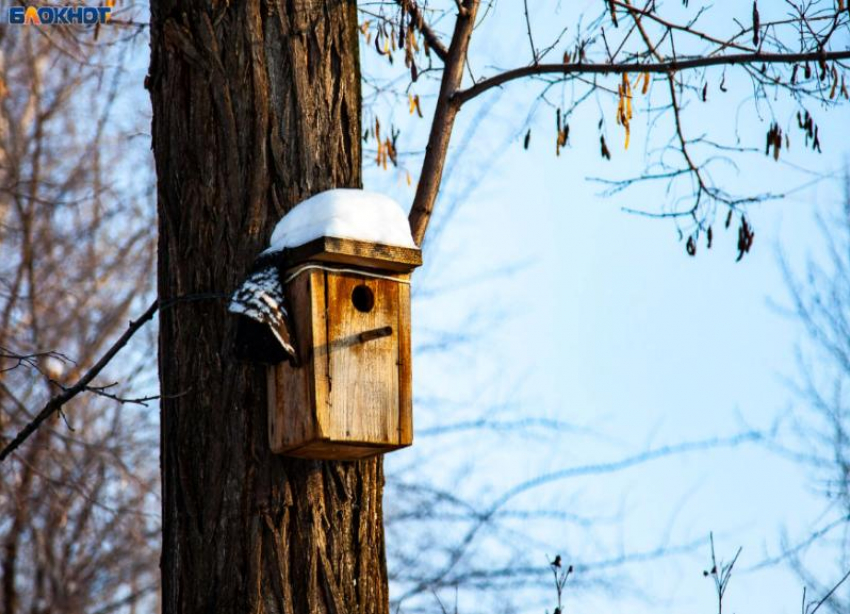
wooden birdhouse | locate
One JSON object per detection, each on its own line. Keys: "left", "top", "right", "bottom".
{"left": 229, "top": 189, "right": 422, "bottom": 461}
{"left": 267, "top": 237, "right": 421, "bottom": 459}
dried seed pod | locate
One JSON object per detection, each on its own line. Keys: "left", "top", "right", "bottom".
{"left": 556, "top": 110, "right": 567, "bottom": 155}
{"left": 686, "top": 235, "right": 697, "bottom": 256}
{"left": 616, "top": 87, "right": 624, "bottom": 126}
{"left": 773, "top": 126, "right": 782, "bottom": 161}
{"left": 557, "top": 128, "right": 568, "bottom": 148}
{"left": 600, "top": 135, "right": 611, "bottom": 160}
{"left": 736, "top": 216, "right": 755, "bottom": 261}
{"left": 524, "top": 129, "right": 531, "bottom": 150}
{"left": 752, "top": 1, "right": 760, "bottom": 46}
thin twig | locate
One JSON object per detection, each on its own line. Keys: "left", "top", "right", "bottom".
{"left": 808, "top": 568, "right": 850, "bottom": 614}
{"left": 523, "top": 0, "right": 538, "bottom": 63}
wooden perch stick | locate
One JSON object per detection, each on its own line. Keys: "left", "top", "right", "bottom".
{"left": 358, "top": 326, "right": 393, "bottom": 343}
{"left": 0, "top": 299, "right": 159, "bottom": 463}
{"left": 408, "top": 0, "right": 480, "bottom": 247}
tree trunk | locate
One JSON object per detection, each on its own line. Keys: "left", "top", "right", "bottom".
{"left": 148, "top": 2, "right": 389, "bottom": 612}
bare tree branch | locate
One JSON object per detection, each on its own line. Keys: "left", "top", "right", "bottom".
{"left": 408, "top": 0, "right": 480, "bottom": 246}
{"left": 0, "top": 299, "right": 159, "bottom": 463}
{"left": 807, "top": 568, "right": 850, "bottom": 614}
{"left": 454, "top": 50, "right": 850, "bottom": 105}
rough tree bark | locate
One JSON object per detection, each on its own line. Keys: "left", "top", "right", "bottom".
{"left": 148, "top": 1, "right": 389, "bottom": 612}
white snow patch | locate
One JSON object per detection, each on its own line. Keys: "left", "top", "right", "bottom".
{"left": 264, "top": 189, "right": 416, "bottom": 254}
{"left": 42, "top": 355, "right": 65, "bottom": 380}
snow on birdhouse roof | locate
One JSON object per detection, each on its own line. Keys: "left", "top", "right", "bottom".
{"left": 264, "top": 189, "right": 417, "bottom": 254}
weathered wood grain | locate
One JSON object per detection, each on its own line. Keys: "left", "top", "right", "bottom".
{"left": 397, "top": 273, "right": 414, "bottom": 446}
{"left": 268, "top": 268, "right": 414, "bottom": 460}
{"left": 284, "top": 236, "right": 422, "bottom": 273}
{"left": 324, "top": 272, "right": 399, "bottom": 444}
{"left": 268, "top": 271, "right": 318, "bottom": 451}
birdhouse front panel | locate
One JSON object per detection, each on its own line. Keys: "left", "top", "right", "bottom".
{"left": 324, "top": 272, "right": 404, "bottom": 443}
{"left": 266, "top": 264, "right": 414, "bottom": 460}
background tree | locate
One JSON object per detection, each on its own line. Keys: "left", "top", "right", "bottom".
{"left": 778, "top": 174, "right": 850, "bottom": 614}
{"left": 0, "top": 19, "right": 159, "bottom": 614}
{"left": 148, "top": 2, "right": 395, "bottom": 613}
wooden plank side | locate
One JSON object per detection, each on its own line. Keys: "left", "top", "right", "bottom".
{"left": 396, "top": 275, "right": 413, "bottom": 446}
{"left": 324, "top": 272, "right": 399, "bottom": 445}
{"left": 268, "top": 271, "right": 318, "bottom": 452}
{"left": 310, "top": 270, "right": 330, "bottom": 439}
{"left": 284, "top": 237, "right": 422, "bottom": 273}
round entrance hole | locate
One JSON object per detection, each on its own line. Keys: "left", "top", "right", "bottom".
{"left": 351, "top": 284, "right": 375, "bottom": 313}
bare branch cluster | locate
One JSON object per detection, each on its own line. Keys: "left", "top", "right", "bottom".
{"left": 360, "top": 0, "right": 849, "bottom": 255}
{"left": 776, "top": 174, "right": 850, "bottom": 612}
{"left": 0, "top": 18, "right": 159, "bottom": 614}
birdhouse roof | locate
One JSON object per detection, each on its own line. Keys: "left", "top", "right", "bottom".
{"left": 264, "top": 189, "right": 422, "bottom": 273}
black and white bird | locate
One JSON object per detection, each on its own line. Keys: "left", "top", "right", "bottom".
{"left": 228, "top": 252, "right": 297, "bottom": 365}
